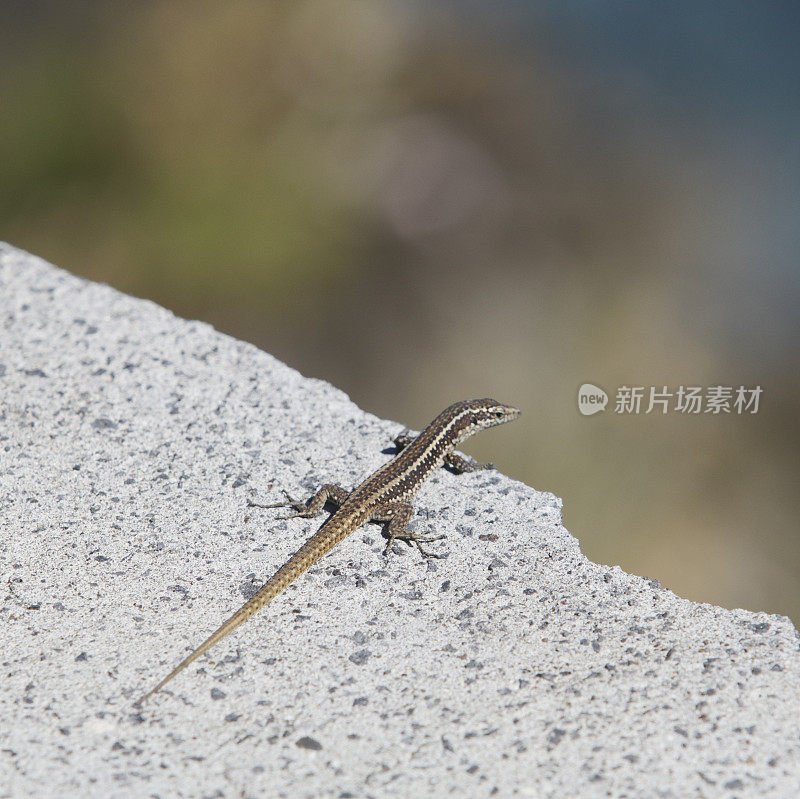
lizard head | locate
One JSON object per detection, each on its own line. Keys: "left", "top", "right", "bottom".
{"left": 450, "top": 398, "right": 520, "bottom": 440}
{"left": 466, "top": 398, "right": 520, "bottom": 427}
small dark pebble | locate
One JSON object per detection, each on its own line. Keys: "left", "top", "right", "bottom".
{"left": 349, "top": 649, "right": 370, "bottom": 665}
{"left": 92, "top": 418, "right": 117, "bottom": 430}
{"left": 548, "top": 728, "right": 565, "bottom": 746}
{"left": 296, "top": 736, "right": 322, "bottom": 751}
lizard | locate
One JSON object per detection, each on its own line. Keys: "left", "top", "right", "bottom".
{"left": 135, "top": 398, "right": 520, "bottom": 704}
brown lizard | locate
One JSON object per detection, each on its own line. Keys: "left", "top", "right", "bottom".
{"left": 136, "top": 398, "right": 519, "bottom": 704}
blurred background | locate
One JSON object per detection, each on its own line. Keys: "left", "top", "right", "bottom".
{"left": 1, "top": 2, "right": 798, "bottom": 622}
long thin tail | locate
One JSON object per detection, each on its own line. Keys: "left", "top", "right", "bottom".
{"left": 135, "top": 521, "right": 345, "bottom": 705}
{"left": 134, "top": 579, "right": 283, "bottom": 706}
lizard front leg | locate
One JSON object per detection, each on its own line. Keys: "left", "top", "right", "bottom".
{"left": 393, "top": 432, "right": 490, "bottom": 474}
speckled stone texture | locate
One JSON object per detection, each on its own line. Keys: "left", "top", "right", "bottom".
{"left": 1, "top": 242, "right": 798, "bottom": 798}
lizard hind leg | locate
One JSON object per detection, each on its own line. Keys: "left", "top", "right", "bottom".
{"left": 373, "top": 502, "right": 445, "bottom": 559}
{"left": 248, "top": 484, "right": 350, "bottom": 519}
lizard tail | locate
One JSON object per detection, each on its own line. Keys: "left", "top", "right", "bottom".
{"left": 135, "top": 521, "right": 347, "bottom": 705}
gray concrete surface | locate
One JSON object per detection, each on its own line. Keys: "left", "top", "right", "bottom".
{"left": 1, "top": 242, "right": 798, "bottom": 798}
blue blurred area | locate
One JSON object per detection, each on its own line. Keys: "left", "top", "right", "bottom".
{"left": 445, "top": 1, "right": 800, "bottom": 353}
{"left": 452, "top": 2, "right": 800, "bottom": 122}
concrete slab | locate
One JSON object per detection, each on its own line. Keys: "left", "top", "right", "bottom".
{"left": 1, "top": 242, "right": 798, "bottom": 797}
